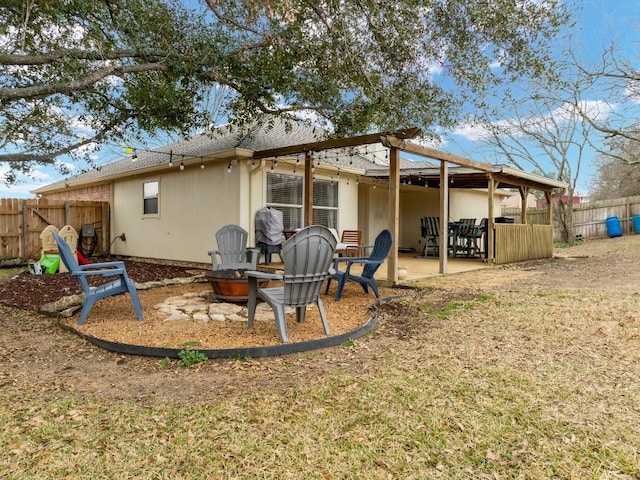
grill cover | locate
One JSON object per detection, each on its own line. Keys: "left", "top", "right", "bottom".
{"left": 255, "top": 207, "right": 284, "bottom": 245}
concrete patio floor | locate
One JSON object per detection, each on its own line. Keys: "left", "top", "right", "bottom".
{"left": 377, "top": 253, "right": 490, "bottom": 285}
{"left": 260, "top": 253, "right": 490, "bottom": 286}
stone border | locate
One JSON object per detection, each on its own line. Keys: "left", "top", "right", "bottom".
{"left": 40, "top": 275, "right": 206, "bottom": 318}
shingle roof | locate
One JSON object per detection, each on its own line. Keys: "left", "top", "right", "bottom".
{"left": 34, "top": 117, "right": 437, "bottom": 193}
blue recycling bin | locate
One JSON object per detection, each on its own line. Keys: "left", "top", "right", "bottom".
{"left": 605, "top": 216, "right": 622, "bottom": 238}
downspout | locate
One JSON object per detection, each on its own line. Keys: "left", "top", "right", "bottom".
{"left": 248, "top": 159, "right": 265, "bottom": 247}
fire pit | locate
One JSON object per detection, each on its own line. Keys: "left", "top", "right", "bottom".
{"left": 204, "top": 269, "right": 269, "bottom": 304}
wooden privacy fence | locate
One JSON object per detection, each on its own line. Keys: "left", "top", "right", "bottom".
{"left": 0, "top": 198, "right": 110, "bottom": 263}
{"left": 494, "top": 224, "right": 553, "bottom": 265}
{"left": 502, "top": 195, "right": 640, "bottom": 241}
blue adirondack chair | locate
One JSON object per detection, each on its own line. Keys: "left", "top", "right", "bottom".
{"left": 52, "top": 231, "right": 143, "bottom": 326}
{"left": 246, "top": 225, "right": 337, "bottom": 343}
{"left": 325, "top": 229, "right": 393, "bottom": 301}
{"left": 208, "top": 224, "right": 259, "bottom": 271}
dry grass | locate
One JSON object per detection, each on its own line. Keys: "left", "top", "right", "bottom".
{"left": 2, "top": 237, "right": 640, "bottom": 478}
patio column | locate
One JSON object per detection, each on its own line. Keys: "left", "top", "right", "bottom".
{"left": 545, "top": 191, "right": 553, "bottom": 225}
{"left": 439, "top": 161, "right": 448, "bottom": 274}
{"left": 304, "top": 151, "right": 313, "bottom": 227}
{"left": 388, "top": 147, "right": 400, "bottom": 284}
{"left": 487, "top": 175, "right": 495, "bottom": 264}
{"left": 520, "top": 186, "right": 529, "bottom": 224}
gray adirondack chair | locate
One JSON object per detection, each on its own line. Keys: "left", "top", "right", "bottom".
{"left": 246, "top": 225, "right": 337, "bottom": 343}
{"left": 52, "top": 231, "right": 143, "bottom": 326}
{"left": 208, "top": 224, "right": 259, "bottom": 271}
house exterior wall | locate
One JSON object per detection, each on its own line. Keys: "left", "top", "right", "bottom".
{"left": 111, "top": 161, "right": 242, "bottom": 263}
{"left": 38, "top": 183, "right": 111, "bottom": 202}
{"left": 109, "top": 161, "right": 361, "bottom": 264}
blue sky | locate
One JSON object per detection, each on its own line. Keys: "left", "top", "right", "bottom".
{"left": 441, "top": 0, "right": 640, "bottom": 195}
{"left": 3, "top": 0, "right": 639, "bottom": 198}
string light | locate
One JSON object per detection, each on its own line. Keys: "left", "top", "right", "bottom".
{"left": 200, "top": 159, "right": 205, "bottom": 169}
{"left": 169, "top": 150, "right": 173, "bottom": 167}
{"left": 179, "top": 159, "right": 184, "bottom": 171}
{"left": 227, "top": 162, "right": 232, "bottom": 173}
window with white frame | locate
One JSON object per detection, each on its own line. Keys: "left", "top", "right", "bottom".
{"left": 143, "top": 180, "right": 159, "bottom": 215}
{"left": 266, "top": 173, "right": 302, "bottom": 229}
{"left": 266, "top": 173, "right": 338, "bottom": 229}
{"left": 312, "top": 178, "right": 338, "bottom": 228}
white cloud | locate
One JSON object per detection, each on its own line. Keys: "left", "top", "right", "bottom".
{"left": 452, "top": 99, "right": 617, "bottom": 142}
{"left": 451, "top": 122, "right": 493, "bottom": 141}
{"left": 29, "top": 168, "right": 54, "bottom": 182}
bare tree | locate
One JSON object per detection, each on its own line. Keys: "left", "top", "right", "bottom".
{"left": 473, "top": 71, "right": 608, "bottom": 244}
{"left": 590, "top": 135, "right": 640, "bottom": 200}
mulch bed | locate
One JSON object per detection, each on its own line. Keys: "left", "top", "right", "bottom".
{"left": 0, "top": 258, "right": 388, "bottom": 350}
{"left": 0, "top": 259, "right": 199, "bottom": 310}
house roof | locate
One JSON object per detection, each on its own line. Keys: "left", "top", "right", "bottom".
{"left": 34, "top": 117, "right": 565, "bottom": 194}
{"left": 33, "top": 118, "right": 432, "bottom": 194}
{"left": 366, "top": 164, "right": 568, "bottom": 191}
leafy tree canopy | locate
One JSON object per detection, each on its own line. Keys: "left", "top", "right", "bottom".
{"left": 0, "top": 0, "right": 570, "bottom": 183}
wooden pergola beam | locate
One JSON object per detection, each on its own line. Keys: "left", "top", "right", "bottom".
{"left": 381, "top": 136, "right": 493, "bottom": 172}
{"left": 252, "top": 127, "right": 421, "bottom": 160}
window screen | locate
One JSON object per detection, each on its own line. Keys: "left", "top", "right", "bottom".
{"left": 143, "top": 181, "right": 159, "bottom": 215}
{"left": 267, "top": 173, "right": 303, "bottom": 229}
{"left": 313, "top": 179, "right": 338, "bottom": 228}
{"left": 266, "top": 173, "right": 338, "bottom": 229}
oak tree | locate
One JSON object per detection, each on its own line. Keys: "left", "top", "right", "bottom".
{"left": 0, "top": 0, "right": 569, "bottom": 183}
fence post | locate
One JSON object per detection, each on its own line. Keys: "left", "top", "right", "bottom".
{"left": 22, "top": 201, "right": 28, "bottom": 261}
{"left": 64, "top": 201, "right": 71, "bottom": 226}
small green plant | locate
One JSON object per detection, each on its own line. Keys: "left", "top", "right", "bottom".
{"left": 476, "top": 294, "right": 495, "bottom": 303}
{"left": 158, "top": 357, "right": 172, "bottom": 369}
{"left": 437, "top": 301, "right": 464, "bottom": 319}
{"left": 342, "top": 339, "right": 355, "bottom": 348}
{"left": 178, "top": 349, "right": 208, "bottom": 367}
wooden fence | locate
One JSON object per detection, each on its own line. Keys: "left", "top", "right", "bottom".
{"left": 502, "top": 195, "right": 640, "bottom": 241}
{"left": 0, "top": 198, "right": 110, "bottom": 263}
{"left": 494, "top": 224, "right": 553, "bottom": 265}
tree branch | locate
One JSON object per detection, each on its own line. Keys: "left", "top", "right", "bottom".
{"left": 0, "top": 63, "right": 170, "bottom": 100}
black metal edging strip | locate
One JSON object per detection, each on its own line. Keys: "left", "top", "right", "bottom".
{"left": 58, "top": 296, "right": 400, "bottom": 359}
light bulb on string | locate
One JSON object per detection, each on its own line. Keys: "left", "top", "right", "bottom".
{"left": 227, "top": 162, "right": 232, "bottom": 173}
{"left": 200, "top": 159, "right": 205, "bottom": 169}
{"left": 179, "top": 159, "right": 184, "bottom": 171}
{"left": 169, "top": 150, "right": 174, "bottom": 167}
